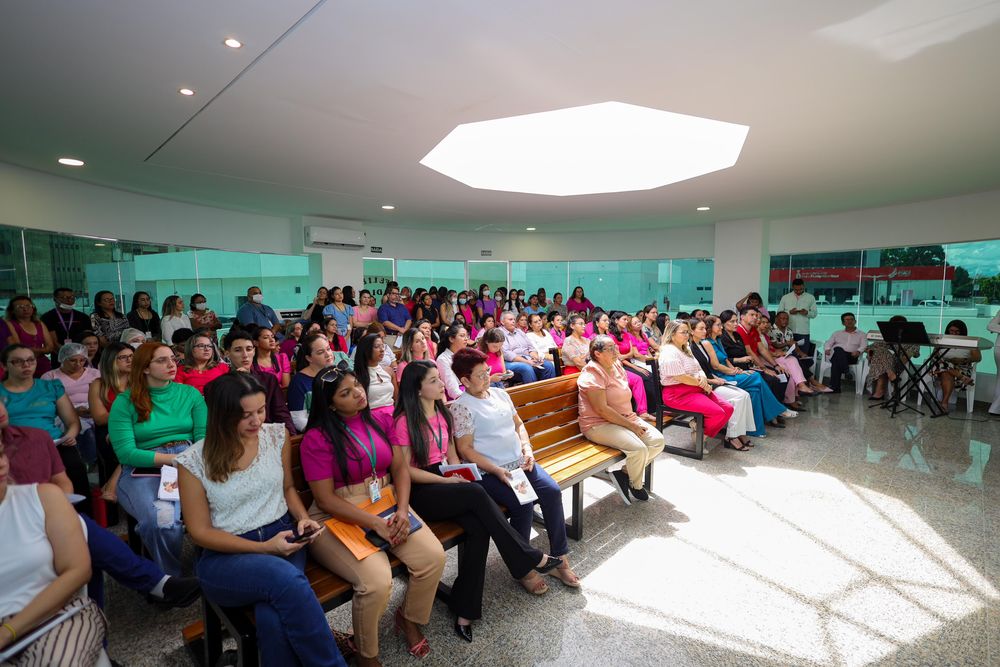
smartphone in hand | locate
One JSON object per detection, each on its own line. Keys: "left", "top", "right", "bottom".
{"left": 286, "top": 526, "right": 322, "bottom": 543}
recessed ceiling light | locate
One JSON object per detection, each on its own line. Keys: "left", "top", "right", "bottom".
{"left": 223, "top": 38, "right": 243, "bottom": 49}
{"left": 94, "top": 243, "right": 106, "bottom": 247}
{"left": 697, "top": 206, "right": 711, "bottom": 211}
{"left": 178, "top": 88, "right": 195, "bottom": 96}
{"left": 420, "top": 101, "right": 749, "bottom": 196}
{"left": 526, "top": 227, "right": 536, "bottom": 231}
{"left": 57, "top": 157, "right": 85, "bottom": 167}
{"left": 381, "top": 204, "right": 395, "bottom": 210}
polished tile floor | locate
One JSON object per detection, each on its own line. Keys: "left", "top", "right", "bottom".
{"left": 104, "top": 390, "right": 1000, "bottom": 666}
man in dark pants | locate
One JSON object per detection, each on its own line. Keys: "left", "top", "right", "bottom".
{"left": 823, "top": 313, "right": 867, "bottom": 393}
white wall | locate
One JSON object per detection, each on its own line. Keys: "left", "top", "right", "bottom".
{"left": 0, "top": 162, "right": 295, "bottom": 254}
{"left": 769, "top": 189, "right": 1000, "bottom": 253}
{"left": 712, "top": 218, "right": 768, "bottom": 313}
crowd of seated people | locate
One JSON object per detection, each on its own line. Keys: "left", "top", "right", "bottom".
{"left": 2, "top": 278, "right": 988, "bottom": 665}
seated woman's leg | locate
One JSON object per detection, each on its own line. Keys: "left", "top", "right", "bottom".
{"left": 713, "top": 386, "right": 754, "bottom": 438}
{"left": 505, "top": 362, "right": 536, "bottom": 385}
{"left": 387, "top": 511, "right": 446, "bottom": 628}
{"left": 55, "top": 443, "right": 92, "bottom": 517}
{"left": 525, "top": 464, "right": 568, "bottom": 558}
{"left": 197, "top": 535, "right": 345, "bottom": 666}
{"left": 308, "top": 513, "right": 392, "bottom": 660}
{"left": 3, "top": 598, "right": 106, "bottom": 667}
{"left": 661, "top": 384, "right": 732, "bottom": 438}
{"left": 584, "top": 423, "right": 664, "bottom": 489}
{"left": 115, "top": 469, "right": 184, "bottom": 576}
{"left": 625, "top": 370, "right": 648, "bottom": 414}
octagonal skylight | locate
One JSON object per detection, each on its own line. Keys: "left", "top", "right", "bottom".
{"left": 420, "top": 101, "right": 749, "bottom": 197}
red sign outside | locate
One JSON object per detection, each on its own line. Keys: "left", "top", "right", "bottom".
{"left": 770, "top": 266, "right": 955, "bottom": 283}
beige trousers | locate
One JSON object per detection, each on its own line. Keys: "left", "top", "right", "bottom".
{"left": 584, "top": 421, "right": 665, "bottom": 488}
{"left": 307, "top": 478, "right": 445, "bottom": 658}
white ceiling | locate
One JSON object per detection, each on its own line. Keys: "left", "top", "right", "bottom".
{"left": 2, "top": 0, "right": 999, "bottom": 232}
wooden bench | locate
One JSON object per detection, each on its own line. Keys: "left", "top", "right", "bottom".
{"left": 183, "top": 434, "right": 467, "bottom": 667}
{"left": 643, "top": 358, "right": 709, "bottom": 461}
{"left": 506, "top": 373, "right": 659, "bottom": 540}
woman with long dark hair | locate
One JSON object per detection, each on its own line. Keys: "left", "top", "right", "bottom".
{"left": 301, "top": 367, "right": 445, "bottom": 665}
{"left": 176, "top": 373, "right": 345, "bottom": 667}
{"left": 5, "top": 295, "right": 55, "bottom": 376}
{"left": 288, "top": 333, "right": 336, "bottom": 432}
{"left": 436, "top": 323, "right": 470, "bottom": 400}
{"left": 90, "top": 290, "right": 128, "bottom": 347}
{"left": 392, "top": 361, "right": 561, "bottom": 641}
{"left": 352, "top": 333, "right": 396, "bottom": 421}
{"left": 127, "top": 291, "right": 161, "bottom": 341}
{"left": 88, "top": 341, "right": 133, "bottom": 502}
{"left": 250, "top": 326, "right": 291, "bottom": 389}
{"left": 608, "top": 310, "right": 658, "bottom": 418}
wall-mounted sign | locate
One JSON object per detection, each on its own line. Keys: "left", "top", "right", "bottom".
{"left": 480, "top": 250, "right": 492, "bottom": 257}
{"left": 370, "top": 246, "right": 383, "bottom": 254}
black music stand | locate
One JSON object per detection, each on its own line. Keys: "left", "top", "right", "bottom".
{"left": 872, "top": 321, "right": 947, "bottom": 418}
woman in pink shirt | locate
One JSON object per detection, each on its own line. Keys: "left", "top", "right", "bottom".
{"left": 391, "top": 361, "right": 562, "bottom": 639}
{"left": 476, "top": 328, "right": 509, "bottom": 385}
{"left": 578, "top": 336, "right": 664, "bottom": 503}
{"left": 565, "top": 286, "right": 596, "bottom": 318}
{"left": 175, "top": 333, "right": 229, "bottom": 395}
{"left": 547, "top": 311, "right": 567, "bottom": 348}
{"left": 251, "top": 326, "right": 291, "bottom": 389}
{"left": 352, "top": 289, "right": 378, "bottom": 329}
{"left": 396, "top": 328, "right": 431, "bottom": 383}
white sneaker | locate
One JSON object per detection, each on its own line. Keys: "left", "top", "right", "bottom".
{"left": 781, "top": 410, "right": 798, "bottom": 418}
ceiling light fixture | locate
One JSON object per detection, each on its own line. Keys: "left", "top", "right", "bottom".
{"left": 178, "top": 88, "right": 195, "bottom": 96}
{"left": 223, "top": 38, "right": 243, "bottom": 49}
{"left": 381, "top": 204, "right": 395, "bottom": 210}
{"left": 94, "top": 243, "right": 106, "bottom": 247}
{"left": 421, "top": 101, "right": 749, "bottom": 197}
{"left": 697, "top": 206, "right": 711, "bottom": 211}
{"left": 57, "top": 157, "right": 85, "bottom": 167}
{"left": 526, "top": 227, "right": 537, "bottom": 231}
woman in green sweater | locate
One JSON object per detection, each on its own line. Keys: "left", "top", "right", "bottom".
{"left": 109, "top": 342, "right": 207, "bottom": 576}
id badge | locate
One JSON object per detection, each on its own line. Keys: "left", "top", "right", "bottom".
{"left": 369, "top": 479, "right": 382, "bottom": 503}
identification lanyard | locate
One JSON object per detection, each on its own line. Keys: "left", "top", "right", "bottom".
{"left": 429, "top": 411, "right": 444, "bottom": 456}
{"left": 55, "top": 309, "right": 75, "bottom": 335}
{"left": 345, "top": 423, "right": 381, "bottom": 502}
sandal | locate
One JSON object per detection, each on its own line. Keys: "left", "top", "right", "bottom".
{"left": 548, "top": 563, "right": 581, "bottom": 588}
{"left": 393, "top": 609, "right": 431, "bottom": 659}
{"left": 724, "top": 438, "right": 751, "bottom": 451}
{"left": 519, "top": 572, "right": 549, "bottom": 595}
{"left": 534, "top": 555, "right": 563, "bottom": 574}
{"left": 333, "top": 630, "right": 357, "bottom": 660}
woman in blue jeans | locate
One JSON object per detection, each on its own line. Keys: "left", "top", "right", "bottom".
{"left": 177, "top": 373, "right": 345, "bottom": 667}
{"left": 451, "top": 348, "right": 580, "bottom": 588}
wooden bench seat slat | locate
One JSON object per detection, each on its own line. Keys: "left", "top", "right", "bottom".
{"left": 521, "top": 406, "right": 579, "bottom": 436}
{"left": 514, "top": 392, "right": 578, "bottom": 421}
{"left": 529, "top": 422, "right": 586, "bottom": 449}
{"left": 541, "top": 446, "right": 622, "bottom": 480}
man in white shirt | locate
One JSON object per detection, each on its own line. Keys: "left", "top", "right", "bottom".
{"left": 824, "top": 312, "right": 867, "bottom": 393}
{"left": 778, "top": 279, "right": 818, "bottom": 354}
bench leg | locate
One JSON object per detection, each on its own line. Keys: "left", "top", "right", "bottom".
{"left": 566, "top": 483, "right": 583, "bottom": 541}
{"left": 202, "top": 598, "right": 223, "bottom": 667}
{"left": 435, "top": 543, "right": 461, "bottom": 604}
{"left": 643, "top": 460, "right": 654, "bottom": 491}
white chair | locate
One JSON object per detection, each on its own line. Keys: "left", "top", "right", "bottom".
{"left": 815, "top": 348, "right": 866, "bottom": 394}
{"left": 918, "top": 363, "right": 977, "bottom": 413}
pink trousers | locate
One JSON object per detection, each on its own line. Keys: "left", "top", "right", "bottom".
{"left": 774, "top": 356, "right": 805, "bottom": 402}
{"left": 661, "top": 384, "right": 734, "bottom": 438}
{"left": 627, "top": 371, "right": 648, "bottom": 414}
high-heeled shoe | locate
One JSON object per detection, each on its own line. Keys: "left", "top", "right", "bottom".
{"left": 394, "top": 608, "right": 431, "bottom": 658}
{"left": 453, "top": 620, "right": 473, "bottom": 643}
{"left": 534, "top": 556, "right": 563, "bottom": 574}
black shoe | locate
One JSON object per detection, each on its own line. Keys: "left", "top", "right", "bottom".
{"left": 534, "top": 555, "right": 563, "bottom": 574}
{"left": 610, "top": 469, "right": 632, "bottom": 505}
{"left": 768, "top": 419, "right": 785, "bottom": 429}
{"left": 630, "top": 487, "right": 650, "bottom": 502}
{"left": 454, "top": 621, "right": 473, "bottom": 643}
{"left": 153, "top": 576, "right": 201, "bottom": 609}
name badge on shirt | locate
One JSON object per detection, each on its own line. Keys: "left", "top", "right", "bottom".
{"left": 369, "top": 479, "right": 382, "bottom": 503}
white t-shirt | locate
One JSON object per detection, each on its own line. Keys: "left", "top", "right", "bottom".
{"left": 0, "top": 485, "right": 58, "bottom": 618}
{"left": 161, "top": 314, "right": 193, "bottom": 344}
{"left": 526, "top": 330, "right": 558, "bottom": 358}
{"left": 175, "top": 423, "right": 288, "bottom": 535}
{"left": 452, "top": 388, "right": 522, "bottom": 467}
{"left": 367, "top": 364, "right": 394, "bottom": 410}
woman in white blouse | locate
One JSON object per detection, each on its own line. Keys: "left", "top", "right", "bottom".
{"left": 353, "top": 333, "right": 397, "bottom": 421}
{"left": 525, "top": 314, "right": 557, "bottom": 363}
{"left": 177, "top": 373, "right": 345, "bottom": 667}
{"left": 451, "top": 348, "right": 580, "bottom": 588}
{"left": 160, "top": 295, "right": 192, "bottom": 345}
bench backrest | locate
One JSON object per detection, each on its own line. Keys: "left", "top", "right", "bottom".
{"left": 506, "top": 373, "right": 582, "bottom": 454}
{"left": 288, "top": 434, "right": 313, "bottom": 509}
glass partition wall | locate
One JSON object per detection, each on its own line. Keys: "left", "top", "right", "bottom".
{"left": 768, "top": 240, "right": 1000, "bottom": 377}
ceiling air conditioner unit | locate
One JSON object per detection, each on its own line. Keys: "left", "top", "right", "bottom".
{"left": 305, "top": 226, "right": 367, "bottom": 250}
